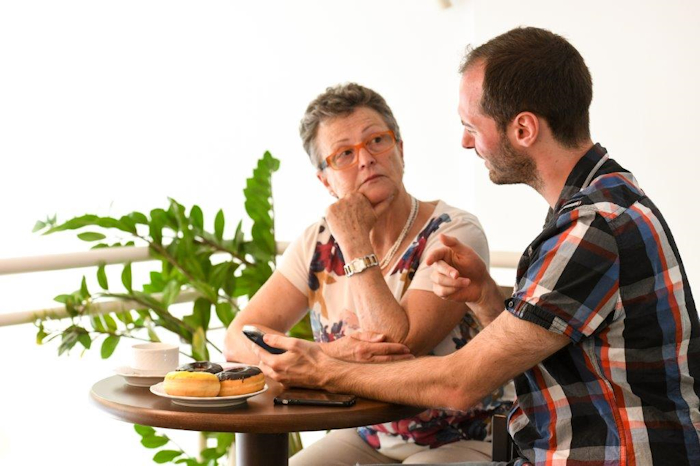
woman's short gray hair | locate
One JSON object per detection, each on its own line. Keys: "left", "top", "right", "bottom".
{"left": 299, "top": 83, "right": 402, "bottom": 167}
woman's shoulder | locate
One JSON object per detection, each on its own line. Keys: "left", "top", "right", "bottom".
{"left": 429, "top": 199, "right": 483, "bottom": 228}
{"left": 292, "top": 217, "right": 333, "bottom": 246}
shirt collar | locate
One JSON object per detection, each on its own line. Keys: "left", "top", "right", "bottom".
{"left": 542, "top": 143, "right": 608, "bottom": 226}
{"left": 553, "top": 143, "right": 609, "bottom": 212}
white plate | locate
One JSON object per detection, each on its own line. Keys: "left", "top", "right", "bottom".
{"left": 150, "top": 382, "right": 268, "bottom": 408}
{"left": 115, "top": 366, "right": 168, "bottom": 387}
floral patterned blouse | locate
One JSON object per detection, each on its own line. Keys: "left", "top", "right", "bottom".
{"left": 278, "top": 200, "right": 510, "bottom": 460}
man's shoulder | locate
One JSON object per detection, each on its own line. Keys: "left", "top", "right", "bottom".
{"left": 560, "top": 171, "right": 646, "bottom": 221}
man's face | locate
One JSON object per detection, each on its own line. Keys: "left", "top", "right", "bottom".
{"left": 458, "top": 63, "right": 538, "bottom": 187}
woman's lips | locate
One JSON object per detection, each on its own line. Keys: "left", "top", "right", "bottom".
{"left": 362, "top": 175, "right": 384, "bottom": 185}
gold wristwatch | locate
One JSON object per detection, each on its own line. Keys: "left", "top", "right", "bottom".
{"left": 343, "top": 253, "right": 379, "bottom": 277}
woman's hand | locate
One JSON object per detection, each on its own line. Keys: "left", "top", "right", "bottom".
{"left": 319, "top": 331, "right": 415, "bottom": 363}
{"left": 325, "top": 192, "right": 376, "bottom": 251}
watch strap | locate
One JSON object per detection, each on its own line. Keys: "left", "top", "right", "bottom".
{"left": 343, "top": 253, "right": 379, "bottom": 277}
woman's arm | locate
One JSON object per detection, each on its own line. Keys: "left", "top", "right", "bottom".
{"left": 332, "top": 198, "right": 486, "bottom": 355}
{"left": 223, "top": 271, "right": 308, "bottom": 364}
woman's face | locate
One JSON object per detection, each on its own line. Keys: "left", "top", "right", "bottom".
{"left": 315, "top": 107, "right": 404, "bottom": 206}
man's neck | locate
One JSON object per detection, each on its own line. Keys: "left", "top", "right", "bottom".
{"left": 533, "top": 139, "right": 594, "bottom": 208}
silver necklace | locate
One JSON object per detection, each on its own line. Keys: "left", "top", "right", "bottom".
{"left": 379, "top": 196, "right": 419, "bottom": 269}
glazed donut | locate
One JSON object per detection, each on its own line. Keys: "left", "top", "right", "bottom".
{"left": 176, "top": 361, "right": 223, "bottom": 374}
{"left": 217, "top": 366, "right": 265, "bottom": 397}
{"left": 164, "top": 371, "right": 220, "bottom": 397}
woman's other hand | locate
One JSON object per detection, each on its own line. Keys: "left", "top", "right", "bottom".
{"left": 320, "top": 331, "right": 415, "bottom": 363}
{"left": 325, "top": 192, "right": 376, "bottom": 249}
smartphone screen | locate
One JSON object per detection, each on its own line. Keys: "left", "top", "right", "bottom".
{"left": 274, "top": 389, "right": 356, "bottom": 407}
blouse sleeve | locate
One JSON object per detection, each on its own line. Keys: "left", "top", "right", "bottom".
{"left": 276, "top": 222, "right": 320, "bottom": 297}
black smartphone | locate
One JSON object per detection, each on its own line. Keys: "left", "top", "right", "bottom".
{"left": 242, "top": 325, "right": 287, "bottom": 355}
{"left": 273, "top": 389, "right": 357, "bottom": 407}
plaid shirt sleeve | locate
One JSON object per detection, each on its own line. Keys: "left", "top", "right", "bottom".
{"left": 507, "top": 204, "right": 619, "bottom": 343}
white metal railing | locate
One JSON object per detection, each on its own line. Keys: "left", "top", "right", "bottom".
{"left": 0, "top": 244, "right": 519, "bottom": 327}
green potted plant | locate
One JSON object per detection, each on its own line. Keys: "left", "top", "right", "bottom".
{"left": 33, "top": 152, "right": 312, "bottom": 464}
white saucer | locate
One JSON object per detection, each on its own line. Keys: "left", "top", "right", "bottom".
{"left": 115, "top": 366, "right": 169, "bottom": 387}
{"left": 150, "top": 382, "right": 268, "bottom": 408}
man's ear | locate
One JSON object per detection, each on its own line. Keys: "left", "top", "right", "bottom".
{"left": 398, "top": 140, "right": 405, "bottom": 167}
{"left": 511, "top": 112, "right": 539, "bottom": 148}
{"left": 317, "top": 170, "right": 338, "bottom": 198}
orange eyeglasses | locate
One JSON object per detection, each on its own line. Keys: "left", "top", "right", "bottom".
{"left": 318, "top": 130, "right": 398, "bottom": 170}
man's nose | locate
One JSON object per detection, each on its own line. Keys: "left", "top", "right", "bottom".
{"left": 462, "top": 130, "right": 475, "bottom": 149}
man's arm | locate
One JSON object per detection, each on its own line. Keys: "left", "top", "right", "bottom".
{"left": 255, "top": 310, "right": 570, "bottom": 411}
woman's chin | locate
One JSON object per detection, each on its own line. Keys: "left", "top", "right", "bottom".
{"left": 360, "top": 183, "right": 397, "bottom": 206}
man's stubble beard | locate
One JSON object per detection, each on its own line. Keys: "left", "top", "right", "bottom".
{"left": 487, "top": 134, "right": 542, "bottom": 191}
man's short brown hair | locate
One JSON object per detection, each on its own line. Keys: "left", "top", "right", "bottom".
{"left": 300, "top": 83, "right": 401, "bottom": 167}
{"left": 460, "top": 27, "right": 593, "bottom": 148}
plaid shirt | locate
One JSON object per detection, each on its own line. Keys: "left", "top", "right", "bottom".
{"left": 506, "top": 144, "right": 700, "bottom": 465}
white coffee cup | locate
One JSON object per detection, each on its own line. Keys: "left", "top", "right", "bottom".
{"left": 131, "top": 343, "right": 179, "bottom": 373}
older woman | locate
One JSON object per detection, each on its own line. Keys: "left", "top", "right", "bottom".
{"left": 224, "top": 83, "right": 506, "bottom": 464}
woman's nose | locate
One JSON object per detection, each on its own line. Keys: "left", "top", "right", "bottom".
{"left": 358, "top": 147, "right": 377, "bottom": 169}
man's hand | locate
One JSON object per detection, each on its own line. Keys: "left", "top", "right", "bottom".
{"left": 248, "top": 334, "right": 337, "bottom": 389}
{"left": 320, "top": 331, "right": 415, "bottom": 363}
{"left": 325, "top": 192, "right": 376, "bottom": 251}
{"left": 426, "top": 234, "right": 494, "bottom": 306}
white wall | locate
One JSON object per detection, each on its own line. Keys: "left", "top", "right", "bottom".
{"left": 1, "top": 1, "right": 698, "bottom": 465}
{"left": 467, "top": 0, "right": 700, "bottom": 286}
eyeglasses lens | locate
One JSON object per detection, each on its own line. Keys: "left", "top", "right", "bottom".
{"left": 330, "top": 132, "right": 396, "bottom": 170}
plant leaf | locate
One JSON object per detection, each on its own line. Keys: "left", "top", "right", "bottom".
{"left": 214, "top": 209, "right": 224, "bottom": 241}
{"left": 80, "top": 276, "right": 90, "bottom": 299}
{"left": 161, "top": 280, "right": 180, "bottom": 308}
{"left": 134, "top": 424, "right": 156, "bottom": 437}
{"left": 200, "top": 447, "right": 224, "bottom": 460}
{"left": 101, "top": 335, "right": 120, "bottom": 359}
{"left": 215, "top": 302, "right": 235, "bottom": 327}
{"left": 141, "top": 435, "right": 169, "bottom": 448}
{"left": 97, "top": 263, "right": 109, "bottom": 290}
{"left": 153, "top": 450, "right": 182, "bottom": 463}
{"left": 32, "top": 220, "right": 46, "bottom": 233}
{"left": 78, "top": 332, "right": 92, "bottom": 350}
{"left": 190, "top": 205, "right": 203, "bottom": 230}
{"left": 191, "top": 327, "right": 208, "bottom": 361}
{"left": 121, "top": 262, "right": 133, "bottom": 292}
{"left": 103, "top": 313, "right": 118, "bottom": 332}
{"left": 193, "top": 298, "right": 211, "bottom": 331}
{"left": 78, "top": 232, "right": 107, "bottom": 242}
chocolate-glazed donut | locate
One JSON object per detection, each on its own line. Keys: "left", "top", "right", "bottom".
{"left": 217, "top": 366, "right": 262, "bottom": 381}
{"left": 217, "top": 366, "right": 265, "bottom": 396}
{"left": 177, "top": 361, "right": 223, "bottom": 374}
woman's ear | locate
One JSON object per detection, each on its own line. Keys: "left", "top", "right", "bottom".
{"left": 317, "top": 170, "right": 338, "bottom": 198}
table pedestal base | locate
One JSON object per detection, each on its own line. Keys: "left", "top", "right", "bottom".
{"left": 235, "top": 432, "right": 289, "bottom": 466}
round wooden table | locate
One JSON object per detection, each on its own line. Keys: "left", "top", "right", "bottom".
{"left": 90, "top": 376, "right": 422, "bottom": 466}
